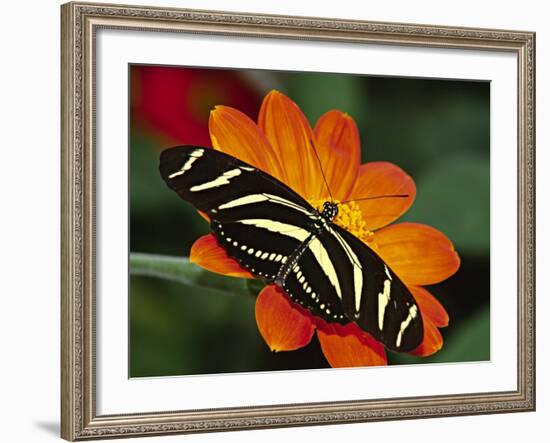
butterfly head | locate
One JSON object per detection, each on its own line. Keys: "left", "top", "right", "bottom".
{"left": 321, "top": 201, "right": 339, "bottom": 221}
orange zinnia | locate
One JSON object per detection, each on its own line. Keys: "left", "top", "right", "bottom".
{"left": 190, "top": 90, "right": 460, "bottom": 368}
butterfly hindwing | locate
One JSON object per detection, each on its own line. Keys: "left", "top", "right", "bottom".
{"left": 210, "top": 219, "right": 302, "bottom": 282}
{"left": 281, "top": 235, "right": 349, "bottom": 325}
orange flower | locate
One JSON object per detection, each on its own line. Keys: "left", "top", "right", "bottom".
{"left": 190, "top": 90, "right": 460, "bottom": 368}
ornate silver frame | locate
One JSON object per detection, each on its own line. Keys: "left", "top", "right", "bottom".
{"left": 61, "top": 1, "right": 535, "bottom": 440}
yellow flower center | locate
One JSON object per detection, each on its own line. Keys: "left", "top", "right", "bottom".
{"left": 309, "top": 199, "right": 377, "bottom": 249}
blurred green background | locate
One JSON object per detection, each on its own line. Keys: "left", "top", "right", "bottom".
{"left": 129, "top": 65, "right": 490, "bottom": 377}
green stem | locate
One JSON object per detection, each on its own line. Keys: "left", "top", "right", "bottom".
{"left": 130, "top": 252, "right": 255, "bottom": 297}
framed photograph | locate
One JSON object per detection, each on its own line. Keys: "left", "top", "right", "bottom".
{"left": 61, "top": 1, "right": 535, "bottom": 440}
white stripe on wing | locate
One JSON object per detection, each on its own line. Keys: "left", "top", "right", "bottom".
{"left": 236, "top": 219, "right": 310, "bottom": 242}
{"left": 218, "top": 193, "right": 313, "bottom": 216}
{"left": 329, "top": 228, "right": 363, "bottom": 312}
{"left": 168, "top": 148, "right": 204, "bottom": 178}
{"left": 308, "top": 237, "right": 342, "bottom": 300}
{"left": 190, "top": 168, "right": 242, "bottom": 191}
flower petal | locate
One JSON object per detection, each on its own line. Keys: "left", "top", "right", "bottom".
{"left": 189, "top": 234, "right": 254, "bottom": 278}
{"left": 258, "top": 90, "right": 323, "bottom": 199}
{"left": 349, "top": 162, "right": 416, "bottom": 231}
{"left": 255, "top": 285, "right": 315, "bottom": 352}
{"left": 209, "top": 105, "right": 285, "bottom": 180}
{"left": 197, "top": 210, "right": 210, "bottom": 222}
{"left": 373, "top": 223, "right": 460, "bottom": 286}
{"left": 313, "top": 110, "right": 360, "bottom": 201}
{"left": 316, "top": 323, "right": 387, "bottom": 368}
{"left": 409, "top": 285, "right": 449, "bottom": 328}
{"left": 409, "top": 317, "right": 443, "bottom": 357}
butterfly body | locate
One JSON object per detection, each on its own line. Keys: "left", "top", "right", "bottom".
{"left": 160, "top": 146, "right": 423, "bottom": 352}
{"left": 271, "top": 202, "right": 337, "bottom": 284}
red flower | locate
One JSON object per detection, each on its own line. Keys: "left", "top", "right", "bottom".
{"left": 131, "top": 65, "right": 261, "bottom": 146}
{"left": 190, "top": 90, "right": 460, "bottom": 367}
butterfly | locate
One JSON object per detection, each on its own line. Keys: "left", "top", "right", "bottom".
{"left": 159, "top": 145, "right": 423, "bottom": 352}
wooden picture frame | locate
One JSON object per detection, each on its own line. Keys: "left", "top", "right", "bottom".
{"left": 61, "top": 1, "right": 535, "bottom": 440}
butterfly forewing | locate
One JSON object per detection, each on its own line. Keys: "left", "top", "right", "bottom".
{"left": 159, "top": 146, "right": 315, "bottom": 224}
{"left": 159, "top": 145, "right": 424, "bottom": 353}
{"left": 160, "top": 146, "right": 319, "bottom": 281}
{"left": 328, "top": 224, "right": 423, "bottom": 351}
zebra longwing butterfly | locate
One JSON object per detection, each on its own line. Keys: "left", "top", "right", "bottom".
{"left": 159, "top": 146, "right": 423, "bottom": 352}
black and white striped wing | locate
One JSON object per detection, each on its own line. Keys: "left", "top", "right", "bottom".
{"left": 159, "top": 146, "right": 318, "bottom": 281}
{"left": 159, "top": 145, "right": 423, "bottom": 352}
{"left": 331, "top": 224, "right": 423, "bottom": 352}
{"left": 279, "top": 233, "right": 349, "bottom": 325}
{"left": 282, "top": 223, "right": 423, "bottom": 352}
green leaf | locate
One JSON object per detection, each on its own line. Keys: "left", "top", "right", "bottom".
{"left": 358, "top": 78, "right": 489, "bottom": 179}
{"left": 388, "top": 306, "right": 490, "bottom": 365}
{"left": 130, "top": 252, "right": 253, "bottom": 297}
{"left": 432, "top": 306, "right": 491, "bottom": 362}
{"left": 130, "top": 136, "right": 182, "bottom": 215}
{"left": 402, "top": 153, "right": 490, "bottom": 255}
{"left": 282, "top": 73, "right": 365, "bottom": 124}
{"left": 130, "top": 276, "right": 261, "bottom": 377}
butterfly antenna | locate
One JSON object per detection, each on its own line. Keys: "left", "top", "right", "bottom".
{"left": 309, "top": 138, "right": 334, "bottom": 202}
{"left": 341, "top": 194, "right": 409, "bottom": 204}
